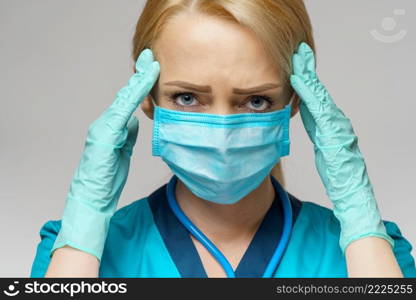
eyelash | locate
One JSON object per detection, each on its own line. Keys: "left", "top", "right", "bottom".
{"left": 168, "top": 91, "right": 275, "bottom": 112}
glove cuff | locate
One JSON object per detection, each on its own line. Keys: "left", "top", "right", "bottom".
{"left": 50, "top": 197, "right": 114, "bottom": 261}
{"left": 340, "top": 230, "right": 395, "bottom": 255}
{"left": 331, "top": 186, "right": 395, "bottom": 254}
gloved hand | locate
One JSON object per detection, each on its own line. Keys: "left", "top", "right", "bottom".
{"left": 51, "top": 49, "right": 160, "bottom": 261}
{"left": 290, "top": 42, "right": 394, "bottom": 253}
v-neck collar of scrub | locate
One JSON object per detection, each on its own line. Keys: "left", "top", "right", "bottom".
{"left": 147, "top": 175, "right": 302, "bottom": 278}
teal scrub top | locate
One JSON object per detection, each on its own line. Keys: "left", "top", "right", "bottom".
{"left": 30, "top": 176, "right": 416, "bottom": 278}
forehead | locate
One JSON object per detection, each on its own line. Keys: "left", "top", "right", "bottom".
{"left": 152, "top": 13, "right": 282, "bottom": 86}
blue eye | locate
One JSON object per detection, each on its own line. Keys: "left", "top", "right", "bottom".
{"left": 167, "top": 92, "right": 274, "bottom": 112}
{"left": 170, "top": 92, "right": 198, "bottom": 106}
{"left": 246, "top": 96, "right": 273, "bottom": 111}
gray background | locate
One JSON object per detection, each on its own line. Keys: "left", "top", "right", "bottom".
{"left": 0, "top": 0, "right": 414, "bottom": 277}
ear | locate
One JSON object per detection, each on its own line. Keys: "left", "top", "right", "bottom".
{"left": 141, "top": 96, "right": 155, "bottom": 120}
{"left": 289, "top": 91, "right": 300, "bottom": 118}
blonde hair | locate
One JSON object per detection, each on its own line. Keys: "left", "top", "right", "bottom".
{"left": 131, "top": 0, "right": 315, "bottom": 185}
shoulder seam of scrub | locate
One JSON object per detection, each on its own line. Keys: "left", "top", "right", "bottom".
{"left": 298, "top": 201, "right": 341, "bottom": 231}
{"left": 301, "top": 200, "right": 333, "bottom": 215}
{"left": 286, "top": 192, "right": 333, "bottom": 215}
{"left": 111, "top": 196, "right": 149, "bottom": 220}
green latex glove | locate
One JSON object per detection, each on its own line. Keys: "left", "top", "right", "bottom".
{"left": 51, "top": 49, "right": 160, "bottom": 261}
{"left": 290, "top": 42, "right": 394, "bottom": 253}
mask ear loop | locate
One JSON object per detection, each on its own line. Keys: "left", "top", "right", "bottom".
{"left": 150, "top": 96, "right": 159, "bottom": 120}
{"left": 286, "top": 92, "right": 296, "bottom": 108}
{"left": 149, "top": 94, "right": 157, "bottom": 107}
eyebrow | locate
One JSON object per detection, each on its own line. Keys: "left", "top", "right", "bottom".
{"left": 164, "top": 81, "right": 281, "bottom": 94}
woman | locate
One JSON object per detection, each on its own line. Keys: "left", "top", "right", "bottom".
{"left": 30, "top": 0, "right": 415, "bottom": 278}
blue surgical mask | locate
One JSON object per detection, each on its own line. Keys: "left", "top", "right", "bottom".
{"left": 152, "top": 104, "right": 292, "bottom": 204}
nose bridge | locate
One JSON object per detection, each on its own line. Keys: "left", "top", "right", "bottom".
{"left": 207, "top": 91, "right": 235, "bottom": 115}
{"left": 209, "top": 105, "right": 234, "bottom": 115}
